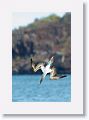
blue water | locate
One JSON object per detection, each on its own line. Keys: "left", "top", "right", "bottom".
{"left": 12, "top": 75, "right": 71, "bottom": 102}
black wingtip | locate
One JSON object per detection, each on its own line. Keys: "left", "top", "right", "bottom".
{"left": 60, "top": 75, "right": 67, "bottom": 79}
{"left": 31, "top": 58, "right": 32, "bottom": 65}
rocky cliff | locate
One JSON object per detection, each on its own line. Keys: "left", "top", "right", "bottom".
{"left": 12, "top": 13, "right": 71, "bottom": 74}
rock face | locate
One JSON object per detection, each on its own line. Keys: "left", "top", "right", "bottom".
{"left": 12, "top": 13, "right": 71, "bottom": 75}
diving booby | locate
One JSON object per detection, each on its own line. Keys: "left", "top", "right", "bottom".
{"left": 31, "top": 56, "right": 66, "bottom": 84}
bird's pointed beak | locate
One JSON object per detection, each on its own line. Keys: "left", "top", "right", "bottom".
{"left": 40, "top": 79, "right": 43, "bottom": 84}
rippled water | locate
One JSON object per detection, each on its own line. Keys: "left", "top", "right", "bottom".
{"left": 12, "top": 75, "right": 71, "bottom": 102}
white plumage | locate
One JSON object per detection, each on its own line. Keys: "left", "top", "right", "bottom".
{"left": 31, "top": 56, "right": 66, "bottom": 84}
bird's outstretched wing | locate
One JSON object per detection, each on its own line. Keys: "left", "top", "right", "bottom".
{"left": 50, "top": 67, "right": 59, "bottom": 80}
{"left": 31, "top": 58, "right": 44, "bottom": 72}
{"left": 50, "top": 67, "right": 67, "bottom": 80}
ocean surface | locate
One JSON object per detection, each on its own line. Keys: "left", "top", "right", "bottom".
{"left": 12, "top": 75, "right": 71, "bottom": 102}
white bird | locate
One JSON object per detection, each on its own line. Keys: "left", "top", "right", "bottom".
{"left": 31, "top": 56, "right": 66, "bottom": 84}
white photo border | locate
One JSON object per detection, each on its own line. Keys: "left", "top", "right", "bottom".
{"left": 0, "top": 0, "right": 83, "bottom": 114}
